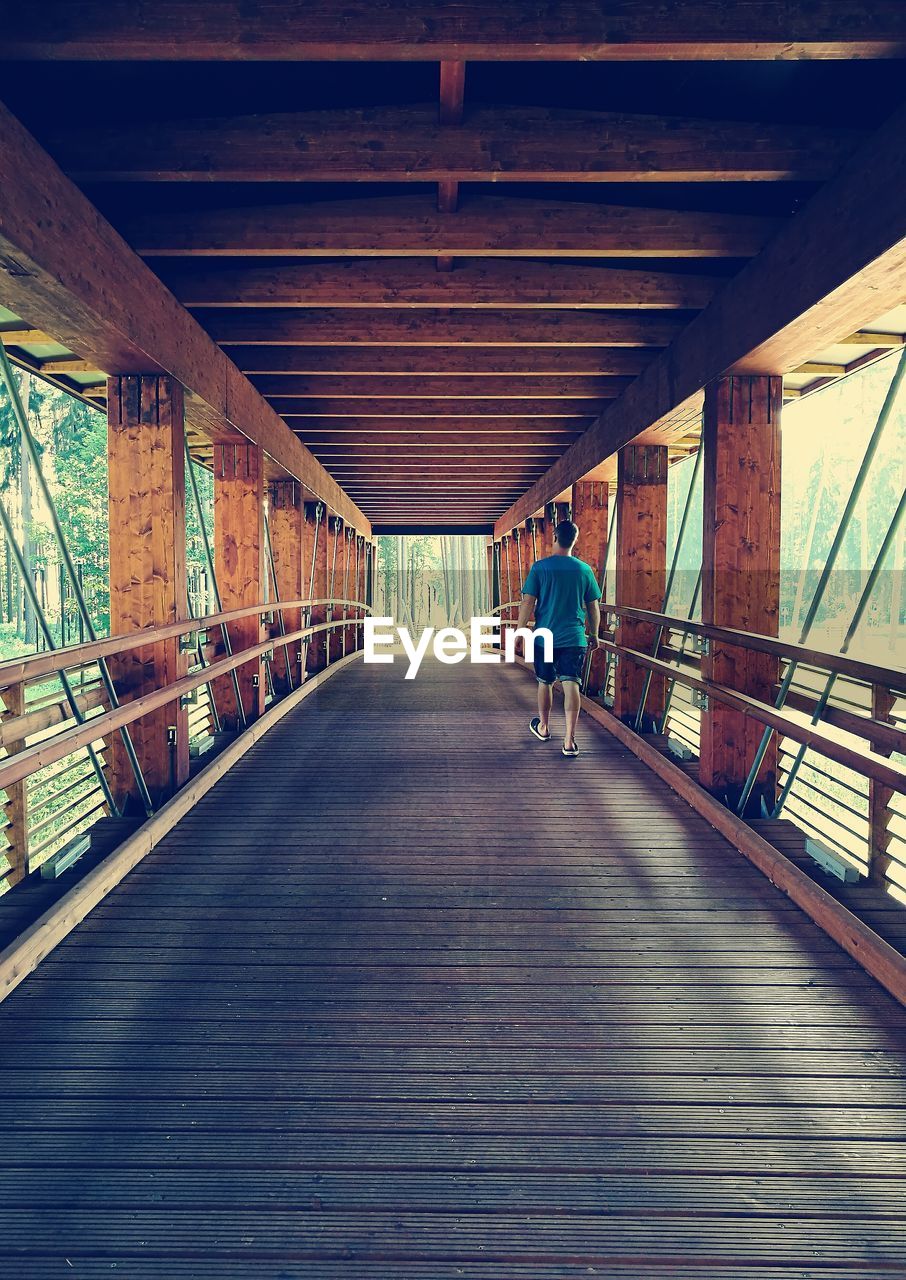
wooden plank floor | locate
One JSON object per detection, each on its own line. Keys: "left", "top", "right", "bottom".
{"left": 1, "top": 656, "right": 906, "bottom": 1276}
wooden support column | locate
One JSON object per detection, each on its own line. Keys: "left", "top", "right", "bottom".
{"left": 486, "top": 540, "right": 495, "bottom": 612}
{"left": 325, "top": 517, "right": 344, "bottom": 663}
{"left": 213, "top": 438, "right": 265, "bottom": 728}
{"left": 303, "top": 502, "right": 328, "bottom": 672}
{"left": 613, "top": 444, "right": 668, "bottom": 724}
{"left": 573, "top": 479, "right": 609, "bottom": 690}
{"left": 700, "top": 374, "right": 782, "bottom": 810}
{"left": 342, "top": 527, "right": 354, "bottom": 654}
{"left": 353, "top": 535, "right": 366, "bottom": 651}
{"left": 108, "top": 374, "right": 188, "bottom": 808}
{"left": 268, "top": 479, "right": 303, "bottom": 695}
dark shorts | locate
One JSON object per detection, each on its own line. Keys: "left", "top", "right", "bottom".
{"left": 533, "top": 641, "right": 586, "bottom": 686}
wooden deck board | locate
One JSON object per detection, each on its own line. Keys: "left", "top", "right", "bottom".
{"left": 0, "top": 658, "right": 904, "bottom": 1274}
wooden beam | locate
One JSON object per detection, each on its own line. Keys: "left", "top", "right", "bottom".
{"left": 272, "top": 397, "right": 613, "bottom": 417}
{"left": 0, "top": 98, "right": 369, "bottom": 535}
{"left": 165, "top": 259, "right": 721, "bottom": 310}
{"left": 304, "top": 432, "right": 581, "bottom": 447}
{"left": 436, "top": 60, "right": 465, "bottom": 272}
{"left": 213, "top": 440, "right": 265, "bottom": 728}
{"left": 700, "top": 375, "right": 782, "bottom": 812}
{"left": 268, "top": 480, "right": 304, "bottom": 695}
{"left": 304, "top": 504, "right": 330, "bottom": 674}
{"left": 209, "top": 309, "right": 683, "bottom": 347}
{"left": 613, "top": 445, "right": 667, "bottom": 724}
{"left": 572, "top": 478, "right": 610, "bottom": 692}
{"left": 494, "top": 102, "right": 906, "bottom": 537}
{"left": 0, "top": 328, "right": 54, "bottom": 345}
{"left": 233, "top": 347, "right": 656, "bottom": 376}
{"left": 4, "top": 3, "right": 905, "bottom": 60}
{"left": 125, "top": 195, "right": 780, "bottom": 260}
{"left": 50, "top": 107, "right": 861, "bottom": 183}
{"left": 250, "top": 375, "right": 634, "bottom": 398}
{"left": 107, "top": 375, "right": 189, "bottom": 807}
{"left": 292, "top": 420, "right": 586, "bottom": 436}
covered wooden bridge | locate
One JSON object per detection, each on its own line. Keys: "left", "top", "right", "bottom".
{"left": 0, "top": 5, "right": 905, "bottom": 1275}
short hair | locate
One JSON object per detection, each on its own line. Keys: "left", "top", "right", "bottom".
{"left": 555, "top": 520, "right": 579, "bottom": 548}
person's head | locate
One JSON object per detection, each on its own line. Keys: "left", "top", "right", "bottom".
{"left": 554, "top": 520, "right": 579, "bottom": 551}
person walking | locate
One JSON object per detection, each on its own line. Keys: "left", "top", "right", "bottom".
{"left": 516, "top": 520, "right": 603, "bottom": 757}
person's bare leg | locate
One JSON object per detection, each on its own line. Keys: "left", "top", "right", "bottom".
{"left": 562, "top": 681, "right": 581, "bottom": 749}
{"left": 537, "top": 682, "right": 553, "bottom": 736}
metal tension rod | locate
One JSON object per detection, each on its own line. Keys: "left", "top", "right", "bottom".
{"left": 185, "top": 439, "right": 247, "bottom": 731}
{"left": 634, "top": 442, "right": 704, "bottom": 730}
{"left": 772, "top": 483, "right": 906, "bottom": 818}
{"left": 659, "top": 568, "right": 704, "bottom": 728}
{"left": 0, "top": 342, "right": 153, "bottom": 816}
{"left": 737, "top": 346, "right": 906, "bottom": 815}
{"left": 0, "top": 496, "right": 119, "bottom": 820}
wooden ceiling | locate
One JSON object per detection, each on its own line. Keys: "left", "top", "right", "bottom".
{"left": 1, "top": 5, "right": 905, "bottom": 530}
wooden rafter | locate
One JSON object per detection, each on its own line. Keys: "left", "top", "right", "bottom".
{"left": 207, "top": 309, "right": 685, "bottom": 347}
{"left": 163, "top": 259, "right": 721, "bottom": 310}
{"left": 124, "top": 195, "right": 780, "bottom": 259}
{"left": 3, "top": 2, "right": 905, "bottom": 60}
{"left": 48, "top": 107, "right": 862, "bottom": 183}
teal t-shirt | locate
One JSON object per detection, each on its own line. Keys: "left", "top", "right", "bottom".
{"left": 522, "top": 555, "right": 602, "bottom": 648}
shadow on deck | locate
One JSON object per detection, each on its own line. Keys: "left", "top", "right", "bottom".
{"left": 0, "top": 657, "right": 905, "bottom": 1276}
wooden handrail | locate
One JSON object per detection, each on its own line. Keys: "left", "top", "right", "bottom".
{"left": 606, "top": 604, "right": 906, "bottom": 691}
{"left": 599, "top": 636, "right": 906, "bottom": 794}
{"left": 0, "top": 597, "right": 370, "bottom": 688}
{"left": 0, "top": 616, "right": 364, "bottom": 794}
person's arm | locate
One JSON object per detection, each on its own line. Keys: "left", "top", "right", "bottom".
{"left": 585, "top": 598, "right": 604, "bottom": 646}
{"left": 517, "top": 593, "right": 537, "bottom": 630}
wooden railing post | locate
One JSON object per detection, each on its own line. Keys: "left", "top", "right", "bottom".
{"left": 613, "top": 445, "right": 667, "bottom": 723}
{"left": 1, "top": 680, "right": 28, "bottom": 885}
{"left": 107, "top": 374, "right": 188, "bottom": 807}
{"left": 268, "top": 479, "right": 303, "bottom": 695}
{"left": 700, "top": 374, "right": 782, "bottom": 811}
{"left": 213, "top": 439, "right": 265, "bottom": 728}
{"left": 573, "top": 479, "right": 609, "bottom": 689}
{"left": 869, "top": 683, "right": 895, "bottom": 886}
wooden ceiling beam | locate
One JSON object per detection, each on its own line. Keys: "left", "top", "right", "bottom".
{"left": 495, "top": 102, "right": 906, "bottom": 536}
{"left": 5, "top": 4, "right": 904, "bottom": 60}
{"left": 0, "top": 99, "right": 369, "bottom": 535}
{"left": 164, "top": 259, "right": 720, "bottom": 310}
{"left": 209, "top": 309, "right": 683, "bottom": 347}
{"left": 232, "top": 347, "right": 656, "bottom": 375}
{"left": 272, "top": 397, "right": 613, "bottom": 417}
{"left": 292, "top": 420, "right": 587, "bottom": 435}
{"left": 250, "top": 375, "right": 634, "bottom": 398}
{"left": 50, "top": 107, "right": 861, "bottom": 184}
{"left": 125, "top": 195, "right": 780, "bottom": 260}
{"left": 299, "top": 432, "right": 584, "bottom": 446}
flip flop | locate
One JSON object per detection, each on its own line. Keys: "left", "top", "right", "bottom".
{"left": 529, "top": 717, "right": 552, "bottom": 742}
{"left": 562, "top": 742, "right": 580, "bottom": 758}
